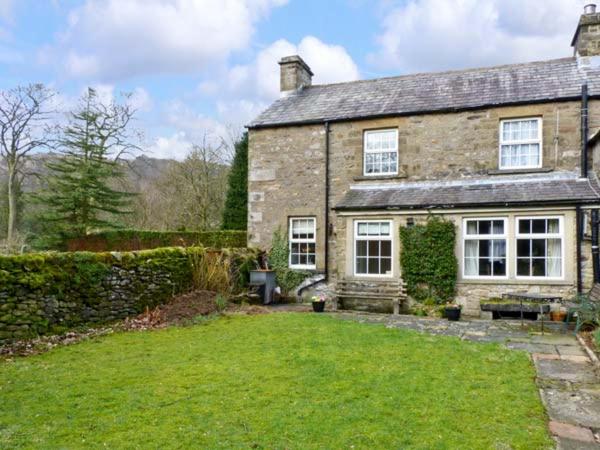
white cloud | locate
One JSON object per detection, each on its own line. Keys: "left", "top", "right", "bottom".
{"left": 50, "top": 0, "right": 287, "bottom": 79}
{"left": 201, "top": 36, "right": 360, "bottom": 126}
{"left": 370, "top": 0, "right": 588, "bottom": 73}
{"left": 147, "top": 132, "right": 192, "bottom": 160}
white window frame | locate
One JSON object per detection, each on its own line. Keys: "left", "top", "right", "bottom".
{"left": 498, "top": 117, "right": 543, "bottom": 170}
{"left": 288, "top": 217, "right": 316, "bottom": 270}
{"left": 515, "top": 216, "right": 564, "bottom": 280}
{"left": 363, "top": 129, "right": 399, "bottom": 176}
{"left": 462, "top": 218, "right": 509, "bottom": 280}
{"left": 353, "top": 220, "right": 394, "bottom": 278}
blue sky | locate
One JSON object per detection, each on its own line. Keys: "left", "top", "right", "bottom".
{"left": 0, "top": 0, "right": 590, "bottom": 159}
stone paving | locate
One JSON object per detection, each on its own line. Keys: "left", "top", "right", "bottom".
{"left": 327, "top": 312, "right": 600, "bottom": 449}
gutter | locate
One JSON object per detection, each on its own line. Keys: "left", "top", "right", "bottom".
{"left": 593, "top": 209, "right": 600, "bottom": 283}
{"left": 577, "top": 206, "right": 583, "bottom": 294}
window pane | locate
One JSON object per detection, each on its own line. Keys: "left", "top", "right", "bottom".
{"left": 381, "top": 240, "right": 391, "bottom": 257}
{"left": 307, "top": 254, "right": 316, "bottom": 266}
{"left": 532, "top": 239, "right": 546, "bottom": 257}
{"left": 479, "top": 240, "right": 491, "bottom": 257}
{"left": 466, "top": 220, "right": 478, "bottom": 235}
{"left": 493, "top": 258, "right": 506, "bottom": 276}
{"left": 307, "top": 243, "right": 316, "bottom": 254}
{"left": 517, "top": 258, "right": 530, "bottom": 276}
{"left": 532, "top": 258, "right": 546, "bottom": 277}
{"left": 381, "top": 258, "right": 392, "bottom": 274}
{"left": 380, "top": 222, "right": 390, "bottom": 235}
{"left": 479, "top": 220, "right": 491, "bottom": 235}
{"left": 548, "top": 219, "right": 559, "bottom": 233}
{"left": 367, "top": 223, "right": 379, "bottom": 235}
{"left": 356, "top": 257, "right": 367, "bottom": 274}
{"left": 291, "top": 243, "right": 301, "bottom": 253}
{"left": 368, "top": 240, "right": 379, "bottom": 255}
{"left": 493, "top": 240, "right": 506, "bottom": 258}
{"left": 368, "top": 258, "right": 379, "bottom": 274}
{"left": 492, "top": 220, "right": 504, "bottom": 234}
{"left": 532, "top": 219, "right": 546, "bottom": 234}
{"left": 519, "top": 220, "right": 531, "bottom": 234}
{"left": 291, "top": 254, "right": 299, "bottom": 265}
{"left": 547, "top": 239, "right": 561, "bottom": 257}
{"left": 358, "top": 223, "right": 368, "bottom": 235}
{"left": 465, "top": 240, "right": 478, "bottom": 258}
{"left": 356, "top": 241, "right": 367, "bottom": 257}
{"left": 479, "top": 258, "right": 492, "bottom": 276}
{"left": 465, "top": 257, "right": 478, "bottom": 276}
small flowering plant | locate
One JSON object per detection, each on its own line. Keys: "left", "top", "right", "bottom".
{"left": 444, "top": 301, "right": 461, "bottom": 309}
{"left": 311, "top": 295, "right": 327, "bottom": 303}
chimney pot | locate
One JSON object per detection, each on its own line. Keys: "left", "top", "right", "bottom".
{"left": 278, "top": 55, "right": 313, "bottom": 95}
{"left": 585, "top": 3, "right": 597, "bottom": 14}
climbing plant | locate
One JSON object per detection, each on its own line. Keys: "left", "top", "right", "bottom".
{"left": 400, "top": 216, "right": 457, "bottom": 304}
{"left": 269, "top": 228, "right": 311, "bottom": 296}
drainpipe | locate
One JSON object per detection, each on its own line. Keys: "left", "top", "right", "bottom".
{"left": 324, "top": 121, "right": 330, "bottom": 281}
{"left": 581, "top": 83, "right": 589, "bottom": 178}
{"left": 593, "top": 209, "right": 600, "bottom": 283}
{"left": 576, "top": 206, "right": 583, "bottom": 294}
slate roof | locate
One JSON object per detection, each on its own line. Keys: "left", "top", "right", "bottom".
{"left": 249, "top": 57, "right": 600, "bottom": 128}
{"left": 334, "top": 172, "right": 600, "bottom": 210}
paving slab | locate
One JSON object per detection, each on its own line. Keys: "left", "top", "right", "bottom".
{"left": 542, "top": 389, "right": 600, "bottom": 429}
{"left": 531, "top": 335, "right": 580, "bottom": 346}
{"left": 506, "top": 342, "right": 558, "bottom": 354}
{"left": 560, "top": 355, "right": 592, "bottom": 363}
{"left": 557, "top": 345, "right": 588, "bottom": 356}
{"left": 533, "top": 353, "right": 561, "bottom": 361}
{"left": 535, "top": 359, "right": 598, "bottom": 383}
{"left": 549, "top": 421, "right": 596, "bottom": 442}
{"left": 556, "top": 437, "right": 600, "bottom": 449}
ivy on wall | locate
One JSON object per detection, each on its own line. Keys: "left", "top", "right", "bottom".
{"left": 268, "top": 228, "right": 312, "bottom": 296}
{"left": 399, "top": 216, "right": 457, "bottom": 304}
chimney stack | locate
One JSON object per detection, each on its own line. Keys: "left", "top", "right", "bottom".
{"left": 572, "top": 4, "right": 600, "bottom": 57}
{"left": 279, "top": 55, "right": 313, "bottom": 95}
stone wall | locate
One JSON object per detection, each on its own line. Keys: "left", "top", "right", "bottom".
{"left": 0, "top": 247, "right": 256, "bottom": 342}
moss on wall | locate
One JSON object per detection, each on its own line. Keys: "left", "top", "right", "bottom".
{"left": 0, "top": 246, "right": 257, "bottom": 342}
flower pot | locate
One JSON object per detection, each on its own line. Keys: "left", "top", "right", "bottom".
{"left": 312, "top": 301, "right": 325, "bottom": 313}
{"left": 550, "top": 311, "right": 567, "bottom": 322}
{"left": 445, "top": 307, "right": 461, "bottom": 321}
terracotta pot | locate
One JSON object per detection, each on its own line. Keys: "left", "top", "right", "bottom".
{"left": 550, "top": 311, "right": 567, "bottom": 322}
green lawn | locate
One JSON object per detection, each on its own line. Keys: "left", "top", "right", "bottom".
{"left": 0, "top": 314, "right": 551, "bottom": 449}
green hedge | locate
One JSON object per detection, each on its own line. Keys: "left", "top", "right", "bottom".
{"left": 63, "top": 230, "right": 247, "bottom": 252}
{"left": 400, "top": 216, "right": 457, "bottom": 304}
{"left": 0, "top": 246, "right": 257, "bottom": 342}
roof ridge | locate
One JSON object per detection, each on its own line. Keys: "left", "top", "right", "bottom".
{"left": 308, "top": 57, "right": 577, "bottom": 90}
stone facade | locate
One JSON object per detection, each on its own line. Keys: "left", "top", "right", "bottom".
{"left": 248, "top": 100, "right": 600, "bottom": 316}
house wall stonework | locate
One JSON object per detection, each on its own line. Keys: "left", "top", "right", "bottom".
{"left": 248, "top": 100, "right": 600, "bottom": 315}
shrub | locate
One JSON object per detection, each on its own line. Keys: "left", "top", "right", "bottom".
{"left": 269, "top": 228, "right": 311, "bottom": 296}
{"left": 400, "top": 216, "right": 457, "bottom": 304}
{"left": 61, "top": 230, "right": 247, "bottom": 252}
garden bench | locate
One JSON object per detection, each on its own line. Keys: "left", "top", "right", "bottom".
{"left": 334, "top": 280, "right": 407, "bottom": 315}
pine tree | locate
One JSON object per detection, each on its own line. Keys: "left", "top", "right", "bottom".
{"left": 221, "top": 133, "right": 248, "bottom": 230}
{"left": 33, "top": 88, "right": 138, "bottom": 247}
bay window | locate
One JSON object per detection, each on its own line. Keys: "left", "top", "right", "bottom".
{"left": 463, "top": 218, "right": 507, "bottom": 278}
{"left": 289, "top": 217, "right": 316, "bottom": 270}
{"left": 499, "top": 118, "right": 542, "bottom": 169}
{"left": 516, "top": 217, "right": 563, "bottom": 278}
{"left": 363, "top": 129, "right": 398, "bottom": 176}
{"left": 354, "top": 220, "right": 393, "bottom": 276}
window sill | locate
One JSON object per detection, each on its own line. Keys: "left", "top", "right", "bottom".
{"left": 487, "top": 168, "right": 553, "bottom": 175}
{"left": 354, "top": 173, "right": 407, "bottom": 182}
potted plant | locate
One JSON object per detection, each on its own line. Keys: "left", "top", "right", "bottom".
{"left": 311, "top": 295, "right": 327, "bottom": 313}
{"left": 550, "top": 308, "right": 567, "bottom": 322}
{"left": 444, "top": 302, "right": 461, "bottom": 321}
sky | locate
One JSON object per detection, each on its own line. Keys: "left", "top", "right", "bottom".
{"left": 0, "top": 0, "right": 592, "bottom": 159}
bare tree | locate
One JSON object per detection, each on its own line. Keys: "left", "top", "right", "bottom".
{"left": 0, "top": 84, "right": 54, "bottom": 245}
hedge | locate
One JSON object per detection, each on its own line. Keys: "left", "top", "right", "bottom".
{"left": 0, "top": 246, "right": 258, "bottom": 342}
{"left": 399, "top": 216, "right": 457, "bottom": 304}
{"left": 64, "top": 230, "right": 247, "bottom": 252}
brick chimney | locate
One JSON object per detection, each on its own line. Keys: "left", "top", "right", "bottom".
{"left": 572, "top": 4, "right": 600, "bottom": 57}
{"left": 279, "top": 55, "right": 313, "bottom": 95}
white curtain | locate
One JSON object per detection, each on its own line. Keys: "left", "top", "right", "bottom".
{"left": 464, "top": 240, "right": 478, "bottom": 276}
{"left": 547, "top": 238, "right": 562, "bottom": 277}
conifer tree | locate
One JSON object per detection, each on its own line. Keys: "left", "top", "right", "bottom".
{"left": 221, "top": 133, "right": 248, "bottom": 230}
{"left": 34, "top": 88, "right": 138, "bottom": 247}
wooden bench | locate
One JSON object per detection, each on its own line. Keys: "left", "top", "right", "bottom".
{"left": 334, "top": 280, "right": 407, "bottom": 315}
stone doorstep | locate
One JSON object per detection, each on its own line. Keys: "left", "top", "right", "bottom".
{"left": 533, "top": 353, "right": 561, "bottom": 361}
{"left": 557, "top": 345, "right": 588, "bottom": 357}
{"left": 549, "top": 421, "right": 596, "bottom": 443}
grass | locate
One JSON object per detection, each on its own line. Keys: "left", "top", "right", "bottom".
{"left": 0, "top": 314, "right": 552, "bottom": 449}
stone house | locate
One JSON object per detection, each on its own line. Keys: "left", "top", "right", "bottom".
{"left": 246, "top": 5, "right": 600, "bottom": 316}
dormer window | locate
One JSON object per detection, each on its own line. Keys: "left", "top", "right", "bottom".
{"left": 499, "top": 118, "right": 542, "bottom": 170}
{"left": 363, "top": 129, "right": 398, "bottom": 176}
